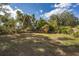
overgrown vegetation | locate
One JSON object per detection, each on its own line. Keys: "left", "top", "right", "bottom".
{"left": 0, "top": 4, "right": 79, "bottom": 56}
{"left": 0, "top": 4, "right": 79, "bottom": 36}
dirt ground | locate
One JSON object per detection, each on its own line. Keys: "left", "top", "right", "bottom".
{"left": 0, "top": 33, "right": 79, "bottom": 56}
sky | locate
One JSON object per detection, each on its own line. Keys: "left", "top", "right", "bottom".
{"left": 10, "top": 3, "right": 54, "bottom": 19}
{"left": 0, "top": 3, "right": 79, "bottom": 19}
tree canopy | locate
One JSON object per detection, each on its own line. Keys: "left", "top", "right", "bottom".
{"left": 0, "top": 6, "right": 79, "bottom": 34}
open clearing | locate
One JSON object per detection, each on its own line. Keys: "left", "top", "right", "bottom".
{"left": 0, "top": 33, "right": 79, "bottom": 56}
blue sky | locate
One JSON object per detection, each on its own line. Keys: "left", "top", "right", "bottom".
{"left": 9, "top": 3, "right": 79, "bottom": 19}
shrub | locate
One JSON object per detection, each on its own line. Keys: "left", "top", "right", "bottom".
{"left": 73, "top": 32, "right": 79, "bottom": 37}
{"left": 16, "top": 28, "right": 31, "bottom": 33}
{"left": 59, "top": 26, "right": 73, "bottom": 34}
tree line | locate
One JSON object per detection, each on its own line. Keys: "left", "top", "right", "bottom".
{"left": 0, "top": 4, "right": 79, "bottom": 35}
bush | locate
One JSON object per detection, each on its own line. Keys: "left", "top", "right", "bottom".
{"left": 73, "top": 32, "right": 79, "bottom": 37}
{"left": 58, "top": 26, "right": 73, "bottom": 34}
{"left": 0, "top": 25, "right": 8, "bottom": 34}
{"left": 16, "top": 27, "right": 32, "bottom": 33}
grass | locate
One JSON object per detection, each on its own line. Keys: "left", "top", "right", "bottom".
{"left": 33, "top": 33, "right": 79, "bottom": 46}
{"left": 33, "top": 33, "right": 74, "bottom": 39}
{"left": 60, "top": 38, "right": 79, "bottom": 46}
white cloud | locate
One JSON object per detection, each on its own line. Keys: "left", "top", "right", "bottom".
{"left": 15, "top": 8, "right": 23, "bottom": 13}
{"left": 0, "top": 5, "right": 16, "bottom": 18}
{"left": 54, "top": 3, "right": 72, "bottom": 8}
{"left": 42, "top": 3, "right": 72, "bottom": 18}
{"left": 42, "top": 3, "right": 78, "bottom": 19}
{"left": 43, "top": 8, "right": 66, "bottom": 18}
{"left": 40, "top": 10, "right": 43, "bottom": 13}
{"left": 0, "top": 5, "right": 23, "bottom": 19}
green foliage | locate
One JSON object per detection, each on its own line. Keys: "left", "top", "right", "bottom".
{"left": 60, "top": 11, "right": 78, "bottom": 26}
{"left": 48, "top": 19, "right": 59, "bottom": 33}
{"left": 30, "top": 14, "right": 37, "bottom": 31}
{"left": 1, "top": 19, "right": 16, "bottom": 34}
{"left": 0, "top": 9, "right": 79, "bottom": 34}
{"left": 36, "top": 18, "right": 47, "bottom": 30}
{"left": 58, "top": 26, "right": 73, "bottom": 34}
{"left": 49, "top": 11, "right": 78, "bottom": 27}
{"left": 0, "top": 25, "right": 5, "bottom": 34}
{"left": 73, "top": 32, "right": 79, "bottom": 37}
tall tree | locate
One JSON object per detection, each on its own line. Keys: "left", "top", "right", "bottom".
{"left": 49, "top": 11, "right": 78, "bottom": 27}
{"left": 23, "top": 14, "right": 32, "bottom": 29}
{"left": 31, "top": 14, "right": 37, "bottom": 31}
{"left": 36, "top": 17, "right": 47, "bottom": 30}
{"left": 16, "top": 10, "right": 24, "bottom": 29}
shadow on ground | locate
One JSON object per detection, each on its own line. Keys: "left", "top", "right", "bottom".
{"left": 0, "top": 33, "right": 79, "bottom": 56}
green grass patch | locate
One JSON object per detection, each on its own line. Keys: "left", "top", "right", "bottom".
{"left": 60, "top": 38, "right": 79, "bottom": 46}
{"left": 33, "top": 33, "right": 79, "bottom": 46}
{"left": 33, "top": 33, "right": 75, "bottom": 39}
